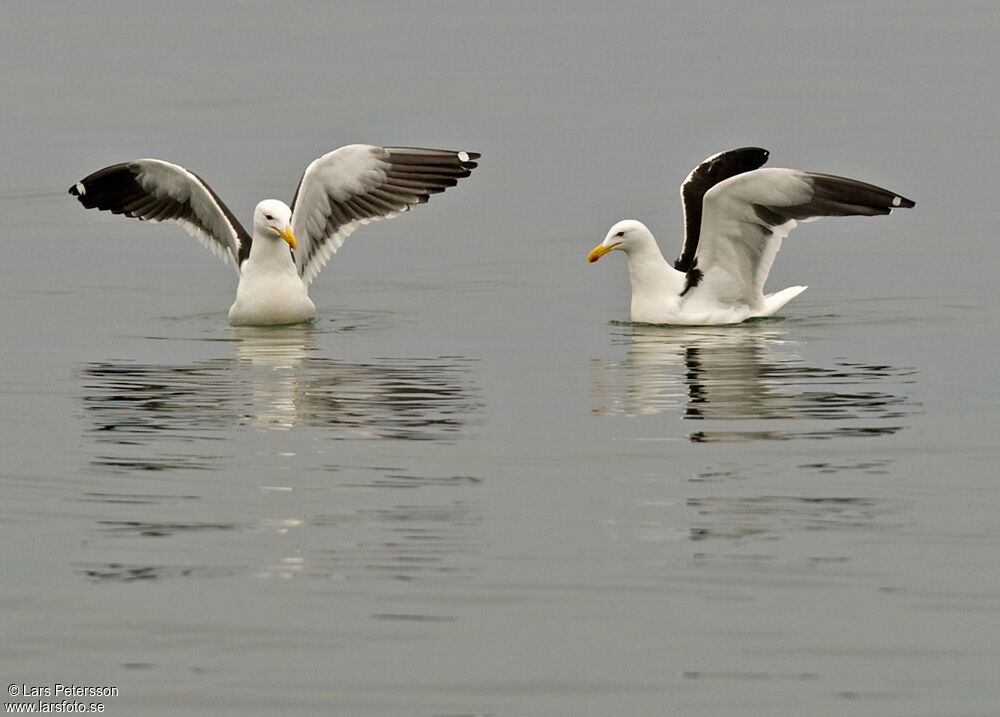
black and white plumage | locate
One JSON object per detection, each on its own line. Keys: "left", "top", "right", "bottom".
{"left": 588, "top": 148, "right": 915, "bottom": 325}
{"left": 69, "top": 145, "right": 480, "bottom": 325}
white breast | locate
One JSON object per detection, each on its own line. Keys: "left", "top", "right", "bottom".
{"left": 228, "top": 241, "right": 316, "bottom": 326}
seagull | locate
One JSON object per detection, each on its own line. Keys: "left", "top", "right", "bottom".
{"left": 587, "top": 148, "right": 914, "bottom": 325}
{"left": 69, "top": 145, "right": 479, "bottom": 325}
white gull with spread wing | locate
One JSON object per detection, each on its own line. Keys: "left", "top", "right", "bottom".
{"left": 70, "top": 145, "right": 479, "bottom": 325}
{"left": 588, "top": 148, "right": 914, "bottom": 325}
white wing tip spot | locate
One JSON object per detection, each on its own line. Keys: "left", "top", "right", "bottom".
{"left": 75, "top": 182, "right": 86, "bottom": 195}
{"left": 458, "top": 151, "right": 470, "bottom": 162}
{"left": 892, "top": 196, "right": 902, "bottom": 207}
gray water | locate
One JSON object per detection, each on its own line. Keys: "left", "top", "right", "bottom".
{"left": 3, "top": 2, "right": 999, "bottom": 715}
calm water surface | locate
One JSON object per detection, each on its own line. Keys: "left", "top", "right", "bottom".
{"left": 2, "top": 2, "right": 999, "bottom": 715}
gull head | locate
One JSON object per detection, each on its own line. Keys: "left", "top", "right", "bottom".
{"left": 253, "top": 199, "right": 296, "bottom": 250}
{"left": 588, "top": 220, "right": 653, "bottom": 262}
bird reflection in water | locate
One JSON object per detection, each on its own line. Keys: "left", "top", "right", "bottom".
{"left": 591, "top": 322, "right": 918, "bottom": 441}
{"left": 233, "top": 324, "right": 312, "bottom": 429}
{"left": 77, "top": 325, "right": 483, "bottom": 586}
{"left": 81, "top": 324, "right": 481, "bottom": 458}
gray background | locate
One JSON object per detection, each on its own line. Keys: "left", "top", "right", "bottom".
{"left": 2, "top": 2, "right": 998, "bottom": 715}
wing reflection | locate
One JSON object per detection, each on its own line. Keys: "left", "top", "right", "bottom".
{"left": 81, "top": 326, "right": 481, "bottom": 457}
{"left": 592, "top": 323, "right": 918, "bottom": 440}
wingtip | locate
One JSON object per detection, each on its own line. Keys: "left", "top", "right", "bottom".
{"left": 68, "top": 181, "right": 85, "bottom": 197}
{"left": 457, "top": 150, "right": 480, "bottom": 170}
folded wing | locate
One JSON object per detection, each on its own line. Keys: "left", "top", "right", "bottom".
{"left": 692, "top": 168, "right": 915, "bottom": 307}
{"left": 289, "top": 145, "right": 480, "bottom": 285}
{"left": 68, "top": 159, "right": 251, "bottom": 270}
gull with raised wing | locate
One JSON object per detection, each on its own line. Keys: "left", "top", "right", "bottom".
{"left": 588, "top": 148, "right": 913, "bottom": 325}
{"left": 70, "top": 145, "right": 479, "bottom": 325}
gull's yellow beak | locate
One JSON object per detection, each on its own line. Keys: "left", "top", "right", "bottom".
{"left": 275, "top": 225, "right": 297, "bottom": 250}
{"left": 588, "top": 241, "right": 620, "bottom": 263}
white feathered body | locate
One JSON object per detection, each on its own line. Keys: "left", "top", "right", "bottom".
{"left": 620, "top": 224, "right": 806, "bottom": 325}
{"left": 590, "top": 153, "right": 913, "bottom": 325}
{"left": 228, "top": 232, "right": 315, "bottom": 326}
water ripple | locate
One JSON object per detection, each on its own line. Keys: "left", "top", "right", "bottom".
{"left": 687, "top": 495, "right": 894, "bottom": 542}
{"left": 592, "top": 324, "right": 919, "bottom": 441}
{"left": 79, "top": 330, "right": 482, "bottom": 474}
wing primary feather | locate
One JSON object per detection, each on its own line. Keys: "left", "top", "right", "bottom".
{"left": 369, "top": 187, "right": 415, "bottom": 208}
{"left": 145, "top": 198, "right": 177, "bottom": 222}
{"left": 385, "top": 147, "right": 480, "bottom": 168}
{"left": 383, "top": 152, "right": 467, "bottom": 167}
{"left": 122, "top": 196, "right": 157, "bottom": 216}
{"left": 349, "top": 194, "right": 388, "bottom": 216}
{"left": 358, "top": 190, "right": 405, "bottom": 214}
{"left": 342, "top": 196, "right": 371, "bottom": 221}
{"left": 753, "top": 173, "right": 916, "bottom": 224}
{"left": 808, "top": 173, "right": 915, "bottom": 212}
{"left": 385, "top": 168, "right": 471, "bottom": 182}
{"left": 326, "top": 201, "right": 352, "bottom": 230}
{"left": 385, "top": 176, "right": 458, "bottom": 191}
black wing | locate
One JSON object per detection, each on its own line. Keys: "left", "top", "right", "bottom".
{"left": 69, "top": 159, "right": 252, "bottom": 269}
{"left": 676, "top": 147, "right": 771, "bottom": 272}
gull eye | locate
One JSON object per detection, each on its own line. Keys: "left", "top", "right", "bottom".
{"left": 615, "top": 231, "right": 625, "bottom": 238}
{"left": 265, "top": 214, "right": 274, "bottom": 220}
